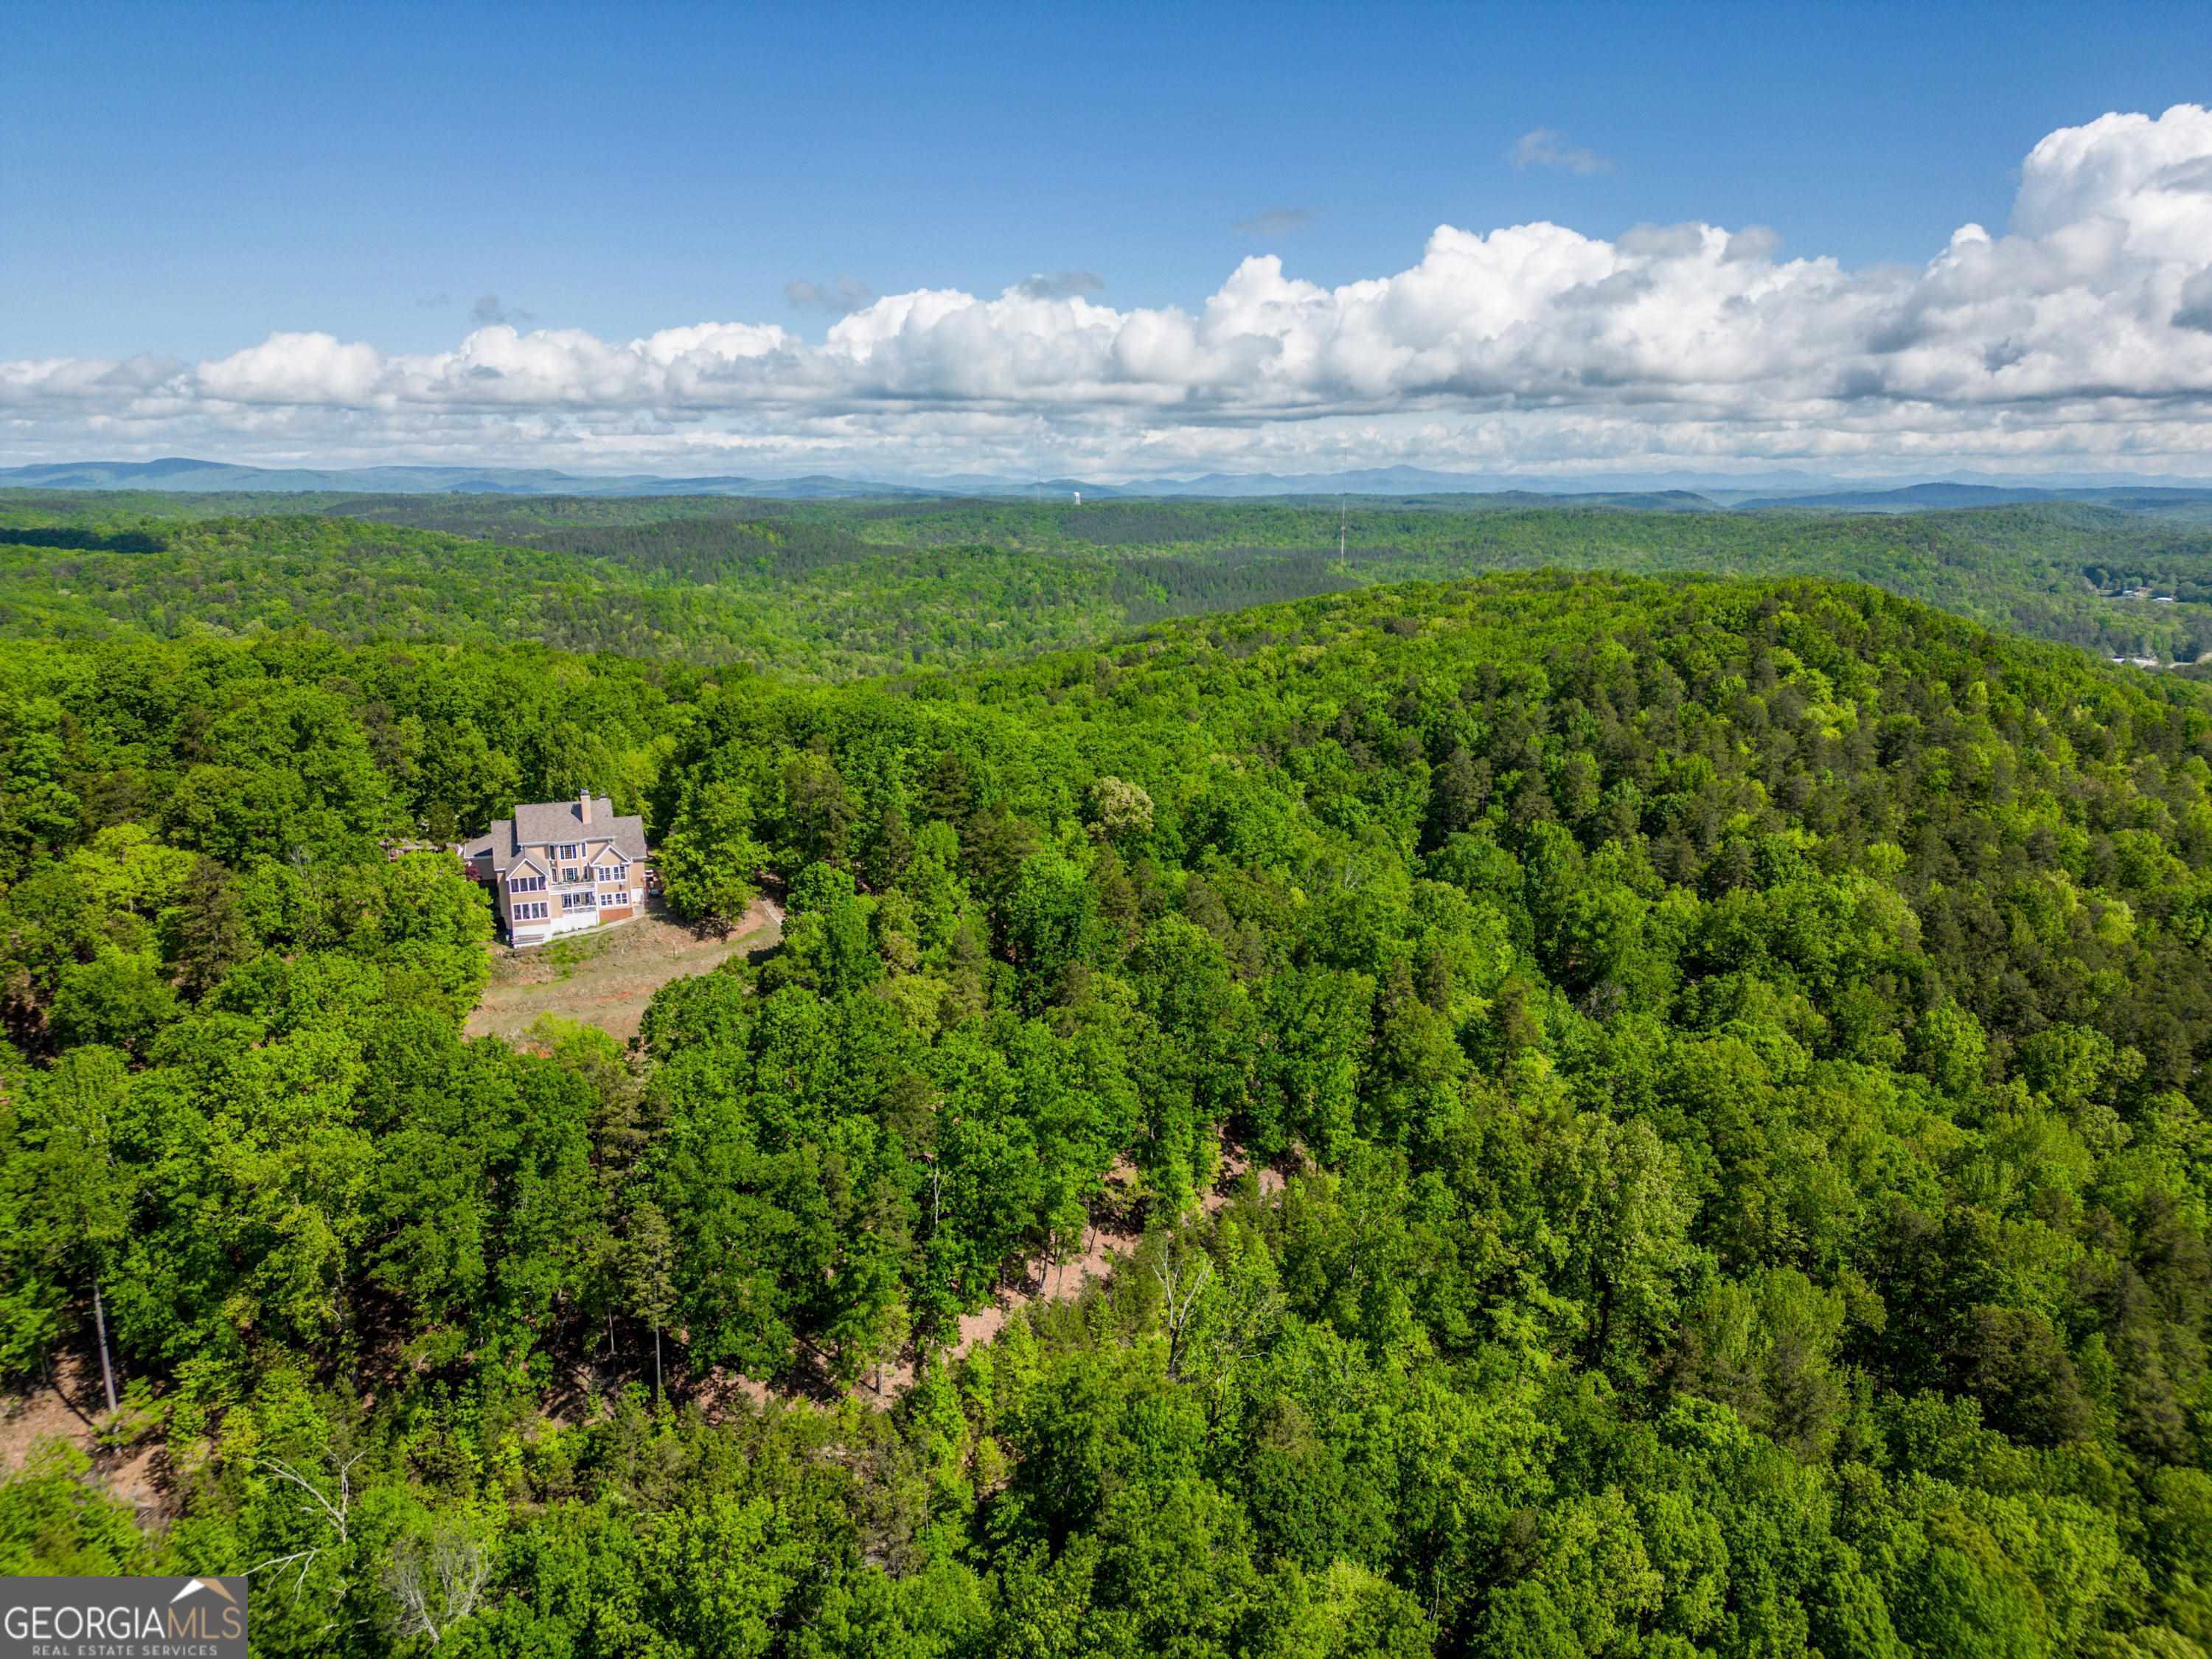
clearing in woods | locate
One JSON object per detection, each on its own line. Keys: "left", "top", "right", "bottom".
{"left": 0, "top": 1357, "right": 167, "bottom": 1522}
{"left": 464, "top": 895, "right": 784, "bottom": 1046}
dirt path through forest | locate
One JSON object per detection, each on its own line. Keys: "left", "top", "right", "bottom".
{"left": 726, "top": 1148, "right": 1289, "bottom": 1410}
{"left": 12, "top": 1008, "right": 1283, "bottom": 1513}
{"left": 907, "top": 1150, "right": 1284, "bottom": 1379}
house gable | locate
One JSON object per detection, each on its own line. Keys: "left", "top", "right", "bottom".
{"left": 462, "top": 792, "right": 653, "bottom": 948}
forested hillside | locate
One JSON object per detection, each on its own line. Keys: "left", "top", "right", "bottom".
{"left": 0, "top": 512, "right": 1176, "bottom": 676}
{"left": 4, "top": 490, "right": 2209, "bottom": 673}
{"left": 3, "top": 572, "right": 2210, "bottom": 1657}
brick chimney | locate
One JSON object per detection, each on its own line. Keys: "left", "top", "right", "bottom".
{"left": 579, "top": 790, "right": 592, "bottom": 825}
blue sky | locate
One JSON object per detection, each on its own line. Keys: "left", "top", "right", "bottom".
{"left": 10, "top": 0, "right": 2208, "bottom": 357}
{"left": 7, "top": 1, "right": 2212, "bottom": 477}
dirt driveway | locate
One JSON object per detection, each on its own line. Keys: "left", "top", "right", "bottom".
{"left": 465, "top": 895, "right": 783, "bottom": 1046}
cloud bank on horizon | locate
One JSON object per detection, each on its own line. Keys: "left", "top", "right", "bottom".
{"left": 10, "top": 105, "right": 2212, "bottom": 480}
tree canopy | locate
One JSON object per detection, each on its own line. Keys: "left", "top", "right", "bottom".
{"left": 1, "top": 567, "right": 2210, "bottom": 1657}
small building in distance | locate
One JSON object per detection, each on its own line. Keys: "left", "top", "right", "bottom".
{"left": 459, "top": 792, "right": 649, "bottom": 947}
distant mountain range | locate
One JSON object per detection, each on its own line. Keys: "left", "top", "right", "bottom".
{"left": 0, "top": 457, "right": 1797, "bottom": 500}
{"left": 0, "top": 457, "right": 941, "bottom": 500}
{"left": 9, "top": 456, "right": 2212, "bottom": 513}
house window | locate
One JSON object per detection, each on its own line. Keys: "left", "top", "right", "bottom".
{"left": 513, "top": 901, "right": 548, "bottom": 922}
{"left": 605, "top": 890, "right": 630, "bottom": 908}
{"left": 508, "top": 874, "right": 545, "bottom": 893}
{"left": 555, "top": 843, "right": 582, "bottom": 860}
{"left": 563, "top": 891, "right": 597, "bottom": 912}
{"left": 596, "top": 862, "right": 627, "bottom": 882}
{"left": 563, "top": 867, "right": 582, "bottom": 885}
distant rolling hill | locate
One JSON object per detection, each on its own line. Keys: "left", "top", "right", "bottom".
{"left": 1737, "top": 481, "right": 2212, "bottom": 516}
{"left": 10, "top": 458, "right": 2212, "bottom": 520}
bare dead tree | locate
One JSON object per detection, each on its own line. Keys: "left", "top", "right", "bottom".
{"left": 243, "top": 1549, "right": 320, "bottom": 1599}
{"left": 1155, "top": 1247, "right": 1215, "bottom": 1382}
{"left": 259, "top": 1451, "right": 363, "bottom": 1543}
{"left": 385, "top": 1523, "right": 490, "bottom": 1646}
{"left": 244, "top": 1450, "right": 364, "bottom": 1601}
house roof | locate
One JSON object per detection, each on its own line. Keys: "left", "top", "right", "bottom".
{"left": 460, "top": 796, "right": 648, "bottom": 873}
{"left": 459, "top": 820, "right": 510, "bottom": 866}
{"left": 517, "top": 795, "right": 613, "bottom": 845}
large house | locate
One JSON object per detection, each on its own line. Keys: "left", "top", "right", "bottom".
{"left": 459, "top": 793, "right": 649, "bottom": 947}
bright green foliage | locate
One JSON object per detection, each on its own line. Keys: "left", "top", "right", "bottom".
{"left": 6, "top": 491, "right": 2212, "bottom": 674}
{"left": 0, "top": 1445, "right": 154, "bottom": 1576}
{"left": 656, "top": 777, "right": 767, "bottom": 930}
{"left": 0, "top": 570, "right": 2208, "bottom": 1657}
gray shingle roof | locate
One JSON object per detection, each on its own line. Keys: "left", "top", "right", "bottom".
{"left": 516, "top": 795, "right": 611, "bottom": 844}
{"left": 459, "top": 796, "right": 647, "bottom": 873}
{"left": 458, "top": 819, "right": 512, "bottom": 869}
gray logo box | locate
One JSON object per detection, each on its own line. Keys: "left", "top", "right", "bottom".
{"left": 0, "top": 1576, "right": 247, "bottom": 1658}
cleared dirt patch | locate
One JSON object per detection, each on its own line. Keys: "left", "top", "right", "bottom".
{"left": 0, "top": 1356, "right": 171, "bottom": 1521}
{"left": 465, "top": 895, "right": 782, "bottom": 1047}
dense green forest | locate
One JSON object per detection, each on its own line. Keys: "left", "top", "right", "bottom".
{"left": 3, "top": 490, "right": 2209, "bottom": 674}
{"left": 3, "top": 568, "right": 2211, "bottom": 1657}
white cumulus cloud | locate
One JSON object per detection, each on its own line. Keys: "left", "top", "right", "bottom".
{"left": 10, "top": 105, "right": 2212, "bottom": 479}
